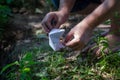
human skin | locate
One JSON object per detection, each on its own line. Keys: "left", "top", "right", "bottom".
{"left": 42, "top": 0, "right": 120, "bottom": 51}
{"left": 65, "top": 0, "right": 120, "bottom": 50}
{"left": 41, "top": 0, "right": 76, "bottom": 33}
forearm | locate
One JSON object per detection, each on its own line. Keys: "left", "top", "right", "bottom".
{"left": 58, "top": 0, "right": 76, "bottom": 15}
{"left": 81, "top": 0, "right": 118, "bottom": 29}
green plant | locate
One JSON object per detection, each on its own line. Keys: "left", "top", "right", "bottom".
{"left": 0, "top": 0, "right": 12, "bottom": 39}
{"left": 1, "top": 52, "right": 37, "bottom": 80}
{"left": 1, "top": 28, "right": 120, "bottom": 79}
{"left": 1, "top": 47, "right": 120, "bottom": 80}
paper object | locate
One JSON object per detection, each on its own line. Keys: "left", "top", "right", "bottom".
{"left": 49, "top": 29, "right": 65, "bottom": 51}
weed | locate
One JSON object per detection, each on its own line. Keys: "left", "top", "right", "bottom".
{"left": 1, "top": 32, "right": 120, "bottom": 80}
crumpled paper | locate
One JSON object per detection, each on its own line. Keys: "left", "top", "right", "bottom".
{"left": 49, "top": 29, "right": 65, "bottom": 51}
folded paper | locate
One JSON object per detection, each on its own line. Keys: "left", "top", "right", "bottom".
{"left": 49, "top": 29, "right": 65, "bottom": 51}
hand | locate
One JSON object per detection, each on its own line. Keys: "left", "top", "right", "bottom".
{"left": 41, "top": 11, "right": 68, "bottom": 33}
{"left": 64, "top": 22, "right": 93, "bottom": 50}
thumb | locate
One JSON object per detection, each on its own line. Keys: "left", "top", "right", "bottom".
{"left": 64, "top": 31, "right": 74, "bottom": 43}
{"left": 66, "top": 38, "right": 78, "bottom": 47}
{"left": 65, "top": 32, "right": 81, "bottom": 47}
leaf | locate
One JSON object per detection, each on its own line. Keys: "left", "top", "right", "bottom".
{"left": 0, "top": 61, "right": 19, "bottom": 74}
{"left": 22, "top": 52, "right": 33, "bottom": 61}
{"left": 22, "top": 67, "right": 31, "bottom": 73}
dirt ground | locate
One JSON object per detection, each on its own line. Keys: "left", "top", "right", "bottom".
{"left": 0, "top": 8, "right": 111, "bottom": 71}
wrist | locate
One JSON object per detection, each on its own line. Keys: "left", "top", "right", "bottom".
{"left": 58, "top": 9, "right": 69, "bottom": 17}
{"left": 56, "top": 10, "right": 69, "bottom": 22}
{"left": 78, "top": 21, "right": 94, "bottom": 32}
{"left": 80, "top": 17, "right": 97, "bottom": 31}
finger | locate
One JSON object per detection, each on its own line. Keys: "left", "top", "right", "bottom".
{"left": 65, "top": 38, "right": 79, "bottom": 48}
{"left": 47, "top": 17, "right": 59, "bottom": 30}
{"left": 47, "top": 17, "right": 56, "bottom": 30}
{"left": 52, "top": 14, "right": 59, "bottom": 28}
{"left": 41, "top": 23, "right": 50, "bottom": 33}
{"left": 65, "top": 31, "right": 73, "bottom": 43}
{"left": 41, "top": 19, "right": 50, "bottom": 32}
{"left": 46, "top": 20, "right": 53, "bottom": 30}
{"left": 51, "top": 17, "right": 57, "bottom": 26}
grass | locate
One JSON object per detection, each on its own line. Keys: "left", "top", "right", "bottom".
{"left": 1, "top": 33, "right": 120, "bottom": 80}
{"left": 1, "top": 0, "right": 120, "bottom": 79}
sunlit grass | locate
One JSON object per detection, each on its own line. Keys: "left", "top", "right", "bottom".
{"left": 1, "top": 34, "right": 120, "bottom": 80}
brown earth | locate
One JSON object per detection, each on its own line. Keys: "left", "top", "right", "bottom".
{"left": 0, "top": 8, "right": 111, "bottom": 74}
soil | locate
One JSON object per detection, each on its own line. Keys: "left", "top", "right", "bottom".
{"left": 0, "top": 7, "right": 111, "bottom": 74}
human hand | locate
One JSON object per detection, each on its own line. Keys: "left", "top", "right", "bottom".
{"left": 41, "top": 11, "right": 68, "bottom": 33}
{"left": 64, "top": 23, "right": 93, "bottom": 50}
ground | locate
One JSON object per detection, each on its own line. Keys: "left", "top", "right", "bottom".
{"left": 1, "top": 6, "right": 120, "bottom": 80}
{"left": 5, "top": 12, "right": 110, "bottom": 57}
{"left": 1, "top": 8, "right": 110, "bottom": 65}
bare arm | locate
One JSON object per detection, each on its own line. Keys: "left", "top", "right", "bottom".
{"left": 80, "top": 0, "right": 119, "bottom": 30}
{"left": 41, "top": 0, "right": 76, "bottom": 32}
{"left": 64, "top": 0, "right": 120, "bottom": 50}
{"left": 58, "top": 0, "right": 76, "bottom": 15}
